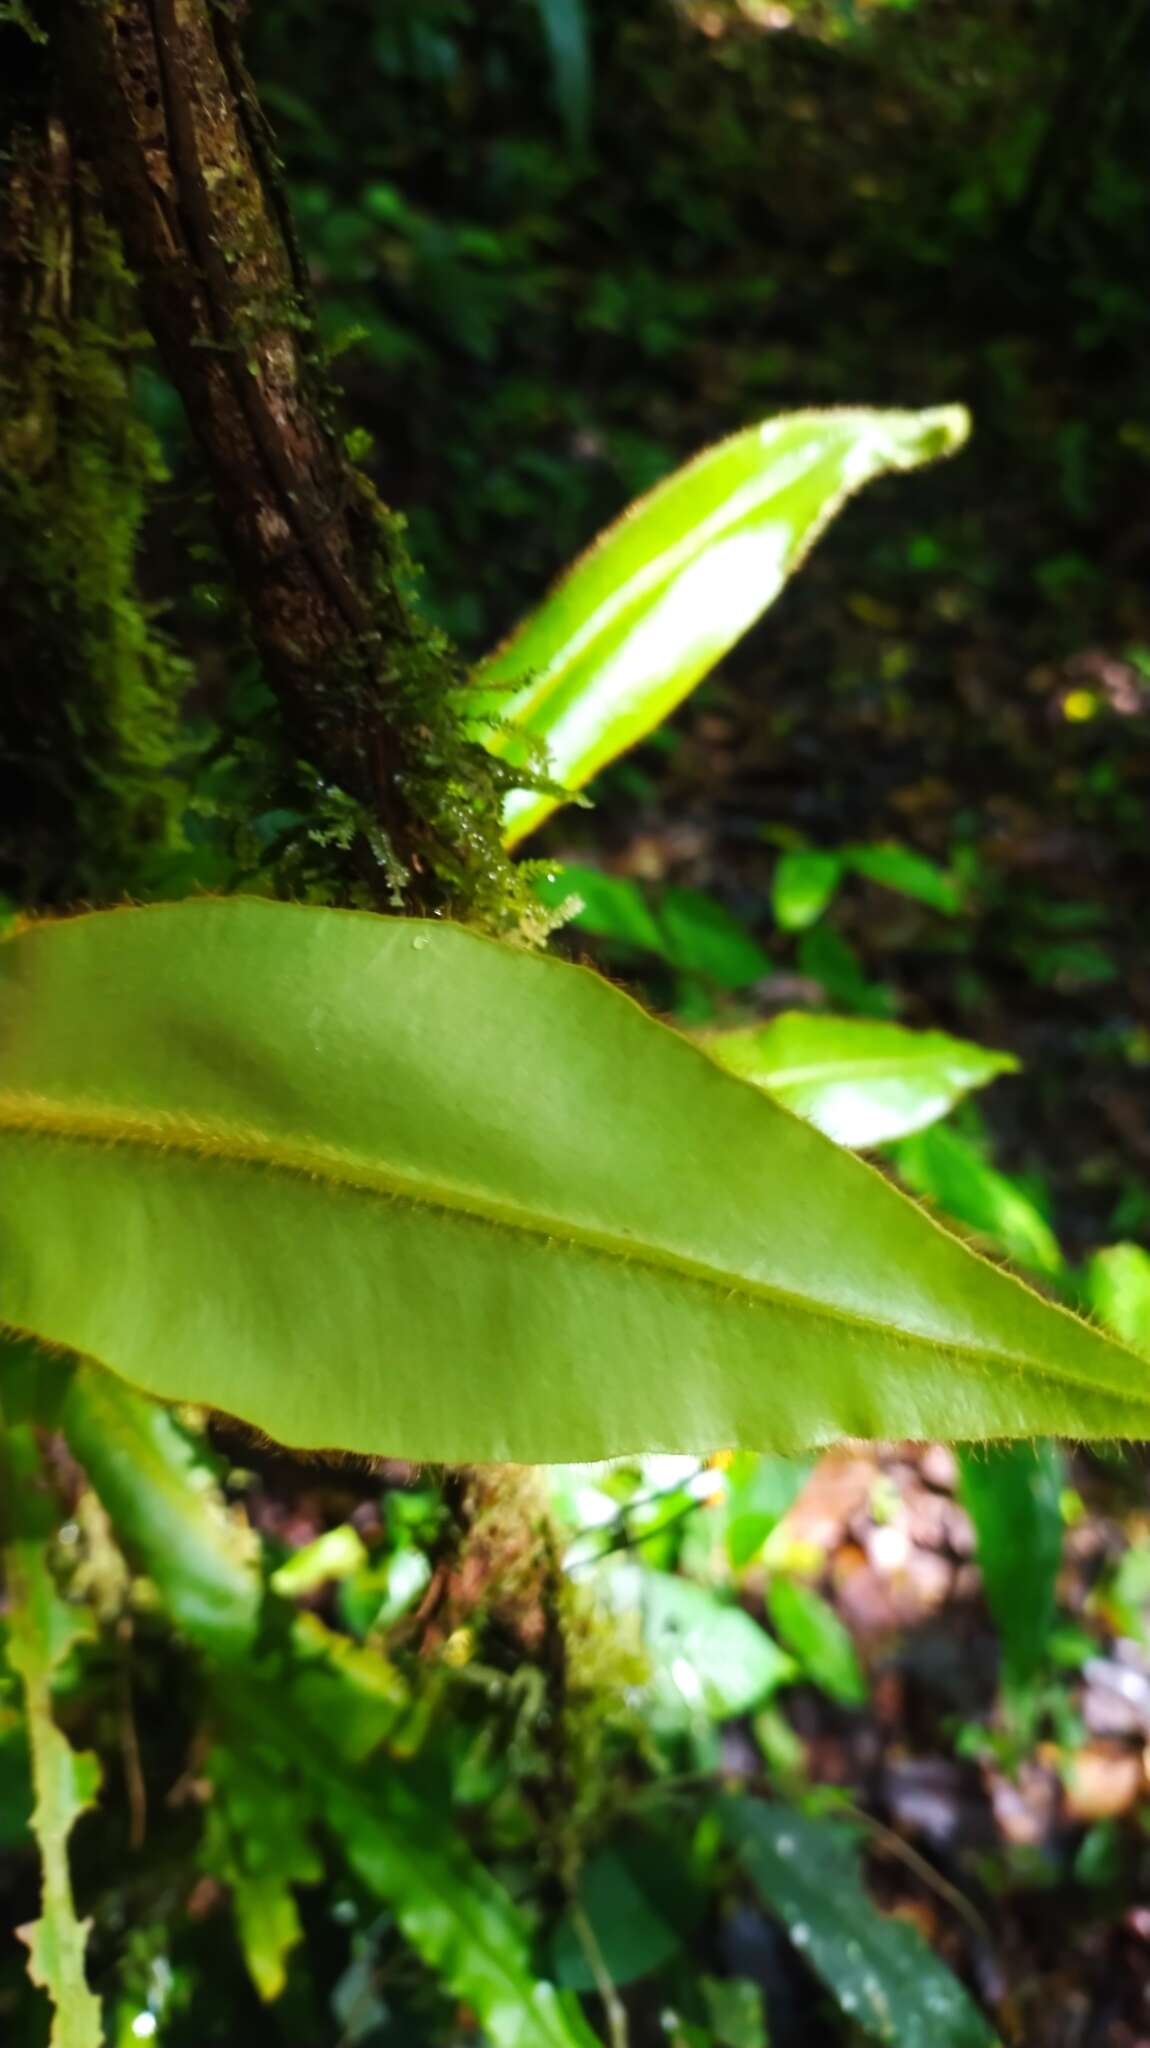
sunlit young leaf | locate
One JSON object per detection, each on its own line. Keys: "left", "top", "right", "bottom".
{"left": 2, "top": 899, "right": 1147, "bottom": 1463}
{"left": 476, "top": 405, "right": 970, "bottom": 845}
{"left": 702, "top": 1013, "right": 1017, "bottom": 1148}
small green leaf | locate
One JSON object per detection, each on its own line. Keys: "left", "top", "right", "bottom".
{"left": 702, "top": 1014, "right": 1017, "bottom": 1148}
{"left": 1085, "top": 1243, "right": 1150, "bottom": 1351}
{"left": 765, "top": 1576, "right": 866, "bottom": 1707}
{"left": 846, "top": 843, "right": 962, "bottom": 915}
{"left": 535, "top": 864, "right": 666, "bottom": 952}
{"left": 771, "top": 851, "right": 843, "bottom": 931}
{"left": 891, "top": 1124, "right": 1065, "bottom": 1280}
{"left": 270, "top": 1525, "right": 368, "bottom": 1599}
{"left": 797, "top": 926, "right": 893, "bottom": 1017}
{"left": 536, "top": 868, "right": 769, "bottom": 986}
{"left": 634, "top": 1570, "right": 796, "bottom": 1720}
{"left": 957, "top": 1442, "right": 1064, "bottom": 1687}
{"left": 701, "top": 1975, "right": 768, "bottom": 2048}
{"left": 3, "top": 900, "right": 1148, "bottom": 1463}
{"left": 725, "top": 1453, "right": 812, "bottom": 1571}
{"left": 721, "top": 1799, "right": 997, "bottom": 2048}
{"left": 657, "top": 888, "right": 769, "bottom": 988}
{"left": 477, "top": 406, "right": 970, "bottom": 845}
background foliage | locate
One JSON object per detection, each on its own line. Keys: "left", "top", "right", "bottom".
{"left": 3, "top": 0, "right": 1150, "bottom": 2044}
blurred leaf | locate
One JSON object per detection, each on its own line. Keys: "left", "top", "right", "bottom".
{"left": 890, "top": 1124, "right": 1065, "bottom": 1280}
{"left": 339, "top": 1544, "right": 432, "bottom": 1637}
{"left": 550, "top": 1846, "right": 680, "bottom": 1989}
{"left": 293, "top": 1742, "right": 601, "bottom": 2048}
{"left": 270, "top": 1524, "right": 368, "bottom": 1598}
{"left": 771, "top": 851, "right": 843, "bottom": 931}
{"left": 797, "top": 927, "right": 894, "bottom": 1017}
{"left": 846, "top": 843, "right": 963, "bottom": 914}
{"left": 634, "top": 1570, "right": 797, "bottom": 1721}
{"left": 1085, "top": 1243, "right": 1150, "bottom": 1351}
{"left": 61, "top": 1347, "right": 593, "bottom": 2048}
{"left": 657, "top": 888, "right": 769, "bottom": 988}
{"left": 721, "top": 1799, "right": 997, "bottom": 2048}
{"left": 534, "top": 0, "right": 591, "bottom": 151}
{"left": 702, "top": 1014, "right": 1017, "bottom": 1148}
{"left": 0, "top": 1391, "right": 102, "bottom": 2048}
{"left": 725, "top": 1453, "right": 812, "bottom": 1571}
{"left": 536, "top": 863, "right": 665, "bottom": 951}
{"left": 4, "top": 900, "right": 1149, "bottom": 1462}
{"left": 957, "top": 1442, "right": 1065, "bottom": 1687}
{"left": 536, "top": 868, "right": 769, "bottom": 986}
{"left": 61, "top": 1364, "right": 262, "bottom": 1661}
{"left": 201, "top": 1745, "right": 323, "bottom": 2002}
{"left": 765, "top": 1576, "right": 866, "bottom": 1707}
{"left": 701, "top": 1975, "right": 769, "bottom": 2048}
{"left": 1073, "top": 1819, "right": 1121, "bottom": 1890}
{"left": 478, "top": 406, "right": 970, "bottom": 845}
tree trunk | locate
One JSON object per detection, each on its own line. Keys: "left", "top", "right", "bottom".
{"left": 5, "top": 0, "right": 518, "bottom": 917}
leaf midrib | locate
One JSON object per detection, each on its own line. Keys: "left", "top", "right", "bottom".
{"left": 3, "top": 1089, "right": 1146, "bottom": 1413}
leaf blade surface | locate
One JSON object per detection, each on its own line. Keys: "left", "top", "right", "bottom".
{"left": 702, "top": 1013, "right": 1016, "bottom": 1148}
{"left": 477, "top": 405, "right": 970, "bottom": 844}
{"left": 0, "top": 899, "right": 1147, "bottom": 1461}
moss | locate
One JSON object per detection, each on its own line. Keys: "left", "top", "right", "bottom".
{"left": 273, "top": 479, "right": 552, "bottom": 934}
{"left": 0, "top": 152, "right": 188, "bottom": 906}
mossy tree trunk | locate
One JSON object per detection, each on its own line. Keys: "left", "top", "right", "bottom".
{"left": 1, "top": 0, "right": 519, "bottom": 918}
{"left": 0, "top": 49, "right": 184, "bottom": 906}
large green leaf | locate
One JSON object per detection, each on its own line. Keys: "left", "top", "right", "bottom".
{"left": 1, "top": 898, "right": 1148, "bottom": 1462}
{"left": 475, "top": 405, "right": 970, "bottom": 845}
{"left": 701, "top": 1013, "right": 1016, "bottom": 1148}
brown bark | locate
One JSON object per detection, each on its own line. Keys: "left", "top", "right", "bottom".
{"left": 57, "top": 0, "right": 503, "bottom": 908}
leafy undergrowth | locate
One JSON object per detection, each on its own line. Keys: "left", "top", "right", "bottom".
{"left": 9, "top": 1388, "right": 1150, "bottom": 2045}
